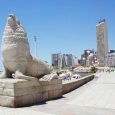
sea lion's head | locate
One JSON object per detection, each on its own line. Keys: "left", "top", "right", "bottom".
{"left": 7, "top": 14, "right": 17, "bottom": 29}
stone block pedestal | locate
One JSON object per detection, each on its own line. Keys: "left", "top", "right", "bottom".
{"left": 0, "top": 78, "right": 62, "bottom": 107}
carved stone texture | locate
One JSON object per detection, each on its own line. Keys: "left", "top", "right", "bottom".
{"left": 0, "top": 78, "right": 62, "bottom": 107}
{"left": 0, "top": 14, "right": 53, "bottom": 80}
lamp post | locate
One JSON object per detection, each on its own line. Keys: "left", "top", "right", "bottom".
{"left": 34, "top": 36, "right": 37, "bottom": 57}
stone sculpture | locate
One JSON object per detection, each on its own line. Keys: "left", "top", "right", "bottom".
{"left": 0, "top": 14, "right": 54, "bottom": 80}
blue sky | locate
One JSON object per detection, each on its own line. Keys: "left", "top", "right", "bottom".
{"left": 0, "top": 0, "right": 115, "bottom": 68}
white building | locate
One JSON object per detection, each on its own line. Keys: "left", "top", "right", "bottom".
{"left": 52, "top": 53, "right": 77, "bottom": 69}
{"left": 106, "top": 52, "right": 115, "bottom": 67}
{"left": 52, "top": 53, "right": 62, "bottom": 69}
{"left": 62, "top": 54, "right": 77, "bottom": 68}
{"left": 81, "top": 49, "right": 97, "bottom": 67}
{"left": 96, "top": 19, "right": 108, "bottom": 67}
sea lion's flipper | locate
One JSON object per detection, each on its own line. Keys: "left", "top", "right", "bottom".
{"left": 39, "top": 74, "right": 58, "bottom": 81}
{"left": 12, "top": 70, "right": 38, "bottom": 81}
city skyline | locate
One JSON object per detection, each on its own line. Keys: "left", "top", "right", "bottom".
{"left": 0, "top": 0, "right": 115, "bottom": 69}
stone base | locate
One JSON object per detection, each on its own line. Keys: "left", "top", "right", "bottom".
{"left": 0, "top": 78, "right": 62, "bottom": 107}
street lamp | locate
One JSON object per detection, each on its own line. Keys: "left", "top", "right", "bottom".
{"left": 34, "top": 36, "right": 38, "bottom": 57}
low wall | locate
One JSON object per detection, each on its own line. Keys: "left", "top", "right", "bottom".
{"left": 0, "top": 74, "right": 94, "bottom": 107}
{"left": 0, "top": 78, "right": 62, "bottom": 107}
{"left": 63, "top": 74, "right": 94, "bottom": 94}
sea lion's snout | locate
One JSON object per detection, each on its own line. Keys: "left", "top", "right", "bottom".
{"left": 7, "top": 14, "right": 16, "bottom": 27}
{"left": 9, "top": 14, "right": 14, "bottom": 17}
{"left": 8, "top": 14, "right": 15, "bottom": 21}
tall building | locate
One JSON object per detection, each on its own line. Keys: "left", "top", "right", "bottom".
{"left": 52, "top": 53, "right": 62, "bottom": 69}
{"left": 96, "top": 19, "right": 108, "bottom": 67}
{"left": 65, "top": 54, "right": 77, "bottom": 67}
{"left": 81, "top": 49, "right": 95, "bottom": 66}
{"left": 106, "top": 52, "right": 115, "bottom": 67}
{"left": 105, "top": 50, "right": 115, "bottom": 67}
{"left": 62, "top": 54, "right": 67, "bottom": 68}
{"left": 52, "top": 53, "right": 77, "bottom": 69}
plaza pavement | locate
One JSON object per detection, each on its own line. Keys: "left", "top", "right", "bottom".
{"left": 0, "top": 71, "right": 115, "bottom": 115}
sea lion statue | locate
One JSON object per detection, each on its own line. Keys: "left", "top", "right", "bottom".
{"left": 0, "top": 14, "right": 55, "bottom": 81}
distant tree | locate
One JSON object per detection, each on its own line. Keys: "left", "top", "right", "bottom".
{"left": 90, "top": 67, "right": 97, "bottom": 73}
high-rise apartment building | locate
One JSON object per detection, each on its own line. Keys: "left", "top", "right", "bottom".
{"left": 52, "top": 53, "right": 77, "bottom": 69}
{"left": 80, "top": 49, "right": 97, "bottom": 67}
{"left": 52, "top": 53, "right": 62, "bottom": 69}
{"left": 106, "top": 51, "right": 115, "bottom": 67}
{"left": 96, "top": 19, "right": 108, "bottom": 67}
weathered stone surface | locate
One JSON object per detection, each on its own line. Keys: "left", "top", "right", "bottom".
{"left": 3, "top": 89, "right": 14, "bottom": 96}
{"left": 0, "top": 79, "right": 40, "bottom": 89}
{"left": 0, "top": 78, "right": 62, "bottom": 107}
{"left": 14, "top": 80, "right": 40, "bottom": 89}
{"left": 39, "top": 74, "right": 58, "bottom": 81}
{"left": 42, "top": 92, "right": 49, "bottom": 101}
{"left": 14, "top": 94, "right": 35, "bottom": 107}
{"left": 0, "top": 14, "right": 53, "bottom": 80}
{"left": 48, "top": 90, "right": 59, "bottom": 100}
{"left": 63, "top": 74, "right": 94, "bottom": 94}
{"left": 0, "top": 75, "right": 94, "bottom": 107}
{"left": 0, "top": 79, "right": 26, "bottom": 89}
{"left": 0, "top": 88, "right": 3, "bottom": 95}
{"left": 42, "top": 84, "right": 62, "bottom": 91}
{"left": 39, "top": 78, "right": 62, "bottom": 85}
{"left": 0, "top": 96, "right": 14, "bottom": 107}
